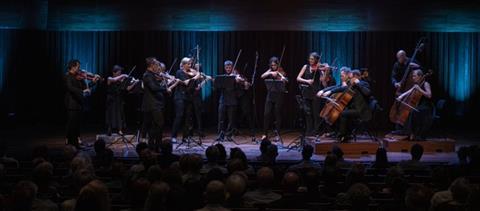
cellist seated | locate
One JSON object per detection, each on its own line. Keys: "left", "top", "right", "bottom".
{"left": 317, "top": 69, "right": 372, "bottom": 142}
{"left": 396, "top": 69, "right": 433, "bottom": 141}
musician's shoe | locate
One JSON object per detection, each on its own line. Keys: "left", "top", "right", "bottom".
{"left": 338, "top": 136, "right": 352, "bottom": 143}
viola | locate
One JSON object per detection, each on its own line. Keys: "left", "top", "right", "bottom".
{"left": 75, "top": 69, "right": 103, "bottom": 82}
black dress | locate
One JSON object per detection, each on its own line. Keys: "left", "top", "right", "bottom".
{"left": 405, "top": 84, "right": 433, "bottom": 139}
{"left": 105, "top": 81, "right": 126, "bottom": 130}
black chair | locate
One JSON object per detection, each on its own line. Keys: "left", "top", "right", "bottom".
{"left": 351, "top": 98, "right": 382, "bottom": 142}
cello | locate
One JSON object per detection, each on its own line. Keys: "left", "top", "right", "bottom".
{"left": 389, "top": 69, "right": 432, "bottom": 126}
{"left": 319, "top": 77, "right": 356, "bottom": 125}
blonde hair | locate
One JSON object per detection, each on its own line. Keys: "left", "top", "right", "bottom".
{"left": 180, "top": 57, "right": 191, "bottom": 69}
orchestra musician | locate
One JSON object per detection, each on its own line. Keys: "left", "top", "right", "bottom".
{"left": 217, "top": 60, "right": 243, "bottom": 138}
{"left": 296, "top": 52, "right": 333, "bottom": 136}
{"left": 396, "top": 69, "right": 433, "bottom": 141}
{"left": 142, "top": 57, "right": 181, "bottom": 148}
{"left": 64, "top": 59, "right": 100, "bottom": 148}
{"left": 171, "top": 57, "right": 201, "bottom": 143}
{"left": 391, "top": 50, "right": 421, "bottom": 89}
{"left": 233, "top": 67, "right": 255, "bottom": 138}
{"left": 260, "top": 57, "right": 288, "bottom": 141}
{"left": 317, "top": 69, "right": 371, "bottom": 142}
{"left": 105, "top": 65, "right": 138, "bottom": 136}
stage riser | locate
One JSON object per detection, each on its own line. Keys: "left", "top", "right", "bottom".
{"left": 384, "top": 140, "right": 456, "bottom": 153}
{"left": 315, "top": 142, "right": 380, "bottom": 155}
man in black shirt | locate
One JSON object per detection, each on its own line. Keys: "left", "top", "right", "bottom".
{"left": 142, "top": 57, "right": 180, "bottom": 147}
{"left": 391, "top": 50, "right": 421, "bottom": 88}
{"left": 64, "top": 59, "right": 97, "bottom": 148}
{"left": 319, "top": 69, "right": 372, "bottom": 142}
{"left": 217, "top": 60, "right": 243, "bottom": 137}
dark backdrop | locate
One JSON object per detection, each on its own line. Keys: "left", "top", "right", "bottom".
{"left": 0, "top": 30, "right": 479, "bottom": 132}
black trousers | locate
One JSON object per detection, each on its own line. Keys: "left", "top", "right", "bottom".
{"left": 238, "top": 94, "right": 254, "bottom": 135}
{"left": 192, "top": 95, "right": 203, "bottom": 134}
{"left": 218, "top": 103, "right": 237, "bottom": 136}
{"left": 143, "top": 109, "right": 164, "bottom": 146}
{"left": 263, "top": 99, "right": 283, "bottom": 136}
{"left": 405, "top": 104, "right": 433, "bottom": 138}
{"left": 171, "top": 99, "right": 194, "bottom": 138}
{"left": 66, "top": 109, "right": 81, "bottom": 146}
{"left": 337, "top": 109, "right": 361, "bottom": 137}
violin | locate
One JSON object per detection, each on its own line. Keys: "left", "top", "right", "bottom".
{"left": 75, "top": 69, "right": 103, "bottom": 82}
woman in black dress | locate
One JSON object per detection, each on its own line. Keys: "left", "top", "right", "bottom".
{"left": 106, "top": 65, "right": 138, "bottom": 135}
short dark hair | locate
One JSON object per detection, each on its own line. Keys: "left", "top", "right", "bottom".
{"left": 269, "top": 56, "right": 279, "bottom": 65}
{"left": 94, "top": 139, "right": 106, "bottom": 154}
{"left": 206, "top": 146, "right": 220, "bottom": 163}
{"left": 112, "top": 65, "right": 124, "bottom": 73}
{"left": 145, "top": 57, "right": 159, "bottom": 67}
{"left": 351, "top": 69, "right": 361, "bottom": 77}
{"left": 410, "top": 144, "right": 424, "bottom": 161}
{"left": 67, "top": 59, "right": 80, "bottom": 70}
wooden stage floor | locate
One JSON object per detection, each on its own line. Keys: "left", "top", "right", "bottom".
{"left": 2, "top": 128, "right": 473, "bottom": 164}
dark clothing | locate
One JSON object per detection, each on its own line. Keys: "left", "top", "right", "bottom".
{"left": 105, "top": 81, "right": 126, "bottom": 130}
{"left": 64, "top": 72, "right": 86, "bottom": 110}
{"left": 263, "top": 75, "right": 286, "bottom": 135}
{"left": 173, "top": 69, "right": 192, "bottom": 101}
{"left": 391, "top": 58, "right": 421, "bottom": 86}
{"left": 218, "top": 104, "right": 237, "bottom": 136}
{"left": 141, "top": 70, "right": 168, "bottom": 145}
{"left": 404, "top": 85, "right": 433, "bottom": 139}
{"left": 329, "top": 80, "right": 372, "bottom": 137}
{"left": 237, "top": 89, "right": 255, "bottom": 135}
{"left": 192, "top": 91, "right": 203, "bottom": 135}
{"left": 172, "top": 69, "right": 196, "bottom": 138}
{"left": 64, "top": 72, "right": 86, "bottom": 146}
{"left": 141, "top": 71, "right": 168, "bottom": 112}
{"left": 171, "top": 98, "right": 194, "bottom": 138}
{"left": 217, "top": 73, "right": 239, "bottom": 135}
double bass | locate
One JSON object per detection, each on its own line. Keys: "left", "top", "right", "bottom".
{"left": 389, "top": 38, "right": 426, "bottom": 125}
{"left": 389, "top": 70, "right": 432, "bottom": 126}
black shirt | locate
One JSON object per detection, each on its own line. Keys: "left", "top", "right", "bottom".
{"left": 141, "top": 70, "right": 168, "bottom": 111}
{"left": 173, "top": 69, "right": 193, "bottom": 101}
{"left": 329, "top": 80, "right": 372, "bottom": 121}
{"left": 219, "top": 73, "right": 239, "bottom": 106}
{"left": 264, "top": 73, "right": 287, "bottom": 103}
{"left": 391, "top": 58, "right": 421, "bottom": 86}
{"left": 300, "top": 65, "right": 321, "bottom": 99}
{"left": 64, "top": 72, "right": 86, "bottom": 110}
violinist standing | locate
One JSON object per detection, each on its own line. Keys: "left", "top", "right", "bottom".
{"left": 260, "top": 57, "right": 288, "bottom": 141}
{"left": 64, "top": 59, "right": 99, "bottom": 148}
{"left": 142, "top": 57, "right": 180, "bottom": 147}
{"left": 296, "top": 52, "right": 332, "bottom": 136}
{"left": 171, "top": 57, "right": 200, "bottom": 143}
{"left": 396, "top": 69, "right": 433, "bottom": 141}
{"left": 217, "top": 60, "right": 242, "bottom": 137}
{"left": 105, "top": 65, "right": 138, "bottom": 136}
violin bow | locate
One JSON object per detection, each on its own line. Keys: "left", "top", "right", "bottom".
{"left": 251, "top": 51, "right": 259, "bottom": 85}
{"left": 232, "top": 49, "right": 243, "bottom": 73}
{"left": 167, "top": 58, "right": 178, "bottom": 75}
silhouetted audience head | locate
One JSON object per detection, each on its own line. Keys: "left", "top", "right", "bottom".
{"left": 405, "top": 184, "right": 432, "bottom": 211}
{"left": 147, "top": 165, "right": 163, "bottom": 182}
{"left": 135, "top": 142, "right": 149, "bottom": 156}
{"left": 94, "top": 139, "right": 106, "bottom": 155}
{"left": 303, "top": 168, "right": 320, "bottom": 193}
{"left": 179, "top": 154, "right": 203, "bottom": 175}
{"left": 324, "top": 154, "right": 338, "bottom": 169}
{"left": 302, "top": 145, "right": 314, "bottom": 161}
{"left": 127, "top": 177, "right": 151, "bottom": 209}
{"left": 226, "top": 174, "right": 247, "bottom": 199}
{"left": 227, "top": 158, "right": 247, "bottom": 173}
{"left": 346, "top": 183, "right": 371, "bottom": 210}
{"left": 160, "top": 141, "right": 173, "bottom": 155}
{"left": 449, "top": 177, "right": 471, "bottom": 203}
{"left": 214, "top": 143, "right": 227, "bottom": 162}
{"left": 282, "top": 171, "right": 300, "bottom": 193}
{"left": 457, "top": 146, "right": 469, "bottom": 164}
{"left": 260, "top": 139, "right": 272, "bottom": 155}
{"left": 11, "top": 180, "right": 38, "bottom": 211}
{"left": 265, "top": 144, "right": 279, "bottom": 165}
{"left": 206, "top": 145, "right": 220, "bottom": 163}
{"left": 32, "top": 161, "right": 54, "bottom": 186}
{"left": 205, "top": 168, "right": 225, "bottom": 183}
{"left": 411, "top": 144, "right": 424, "bottom": 161}
{"left": 75, "top": 180, "right": 110, "bottom": 211}
{"left": 345, "top": 163, "right": 366, "bottom": 188}
{"left": 257, "top": 167, "right": 275, "bottom": 189}
{"left": 374, "top": 147, "right": 389, "bottom": 168}
{"left": 204, "top": 180, "right": 226, "bottom": 205}
{"left": 332, "top": 145, "right": 344, "bottom": 161}
{"left": 144, "top": 182, "right": 170, "bottom": 211}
